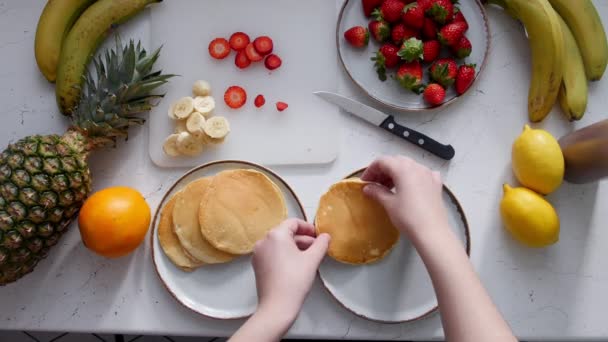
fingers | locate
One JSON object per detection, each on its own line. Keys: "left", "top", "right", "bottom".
{"left": 361, "top": 156, "right": 398, "bottom": 188}
{"left": 432, "top": 171, "right": 442, "bottom": 183}
{"left": 363, "top": 183, "right": 394, "bottom": 206}
{"left": 294, "top": 235, "right": 315, "bottom": 250}
{"left": 276, "top": 218, "right": 316, "bottom": 237}
{"left": 304, "top": 233, "right": 331, "bottom": 265}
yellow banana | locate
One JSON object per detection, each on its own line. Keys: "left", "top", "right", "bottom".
{"left": 548, "top": 0, "right": 608, "bottom": 81}
{"left": 34, "top": 0, "right": 96, "bottom": 82}
{"left": 55, "top": 0, "right": 162, "bottom": 115}
{"left": 557, "top": 15, "right": 587, "bottom": 121}
{"left": 487, "top": 0, "right": 564, "bottom": 122}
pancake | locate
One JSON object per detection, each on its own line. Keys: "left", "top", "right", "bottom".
{"left": 157, "top": 194, "right": 204, "bottom": 272}
{"left": 199, "top": 169, "right": 288, "bottom": 255}
{"left": 315, "top": 178, "right": 399, "bottom": 265}
{"left": 173, "top": 177, "right": 236, "bottom": 264}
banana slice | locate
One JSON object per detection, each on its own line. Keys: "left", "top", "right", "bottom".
{"left": 174, "top": 119, "right": 188, "bottom": 133}
{"left": 163, "top": 134, "right": 181, "bottom": 157}
{"left": 186, "top": 112, "right": 206, "bottom": 136}
{"left": 193, "top": 96, "right": 215, "bottom": 117}
{"left": 176, "top": 132, "right": 204, "bottom": 156}
{"left": 172, "top": 97, "right": 195, "bottom": 119}
{"left": 192, "top": 80, "right": 211, "bottom": 97}
{"left": 203, "top": 116, "right": 230, "bottom": 144}
{"left": 168, "top": 103, "right": 177, "bottom": 120}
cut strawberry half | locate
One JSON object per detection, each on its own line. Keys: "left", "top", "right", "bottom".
{"left": 224, "top": 86, "right": 247, "bottom": 109}
{"left": 208, "top": 38, "right": 231, "bottom": 59}
{"left": 235, "top": 50, "right": 251, "bottom": 69}
{"left": 245, "top": 43, "right": 263, "bottom": 62}
{"left": 253, "top": 36, "right": 274, "bottom": 55}
{"left": 264, "top": 54, "right": 282, "bottom": 70}
{"left": 276, "top": 101, "right": 288, "bottom": 111}
{"left": 254, "top": 95, "right": 266, "bottom": 108}
{"left": 229, "top": 32, "right": 250, "bottom": 51}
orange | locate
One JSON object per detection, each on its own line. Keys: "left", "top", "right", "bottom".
{"left": 79, "top": 186, "right": 151, "bottom": 258}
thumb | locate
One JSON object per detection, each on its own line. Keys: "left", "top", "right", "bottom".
{"left": 363, "top": 183, "right": 394, "bottom": 206}
{"left": 305, "top": 233, "right": 331, "bottom": 265}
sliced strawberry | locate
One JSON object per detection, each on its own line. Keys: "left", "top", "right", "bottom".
{"left": 224, "top": 86, "right": 247, "bottom": 109}
{"left": 235, "top": 50, "right": 251, "bottom": 69}
{"left": 245, "top": 43, "right": 263, "bottom": 62}
{"left": 276, "top": 101, "right": 289, "bottom": 111}
{"left": 253, "top": 36, "right": 274, "bottom": 55}
{"left": 208, "top": 38, "right": 231, "bottom": 60}
{"left": 254, "top": 95, "right": 266, "bottom": 108}
{"left": 264, "top": 54, "right": 282, "bottom": 70}
{"left": 229, "top": 32, "right": 250, "bottom": 51}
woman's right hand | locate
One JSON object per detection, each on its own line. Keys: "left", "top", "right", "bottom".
{"left": 361, "top": 156, "right": 449, "bottom": 242}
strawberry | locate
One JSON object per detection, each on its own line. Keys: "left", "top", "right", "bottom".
{"left": 455, "top": 64, "right": 476, "bottom": 95}
{"left": 427, "top": 0, "right": 453, "bottom": 24}
{"left": 344, "top": 26, "right": 370, "bottom": 47}
{"left": 429, "top": 58, "right": 458, "bottom": 87}
{"left": 438, "top": 21, "right": 467, "bottom": 47}
{"left": 373, "top": 0, "right": 405, "bottom": 24}
{"left": 276, "top": 102, "right": 289, "bottom": 112}
{"left": 417, "top": 0, "right": 436, "bottom": 12}
{"left": 208, "top": 38, "right": 231, "bottom": 60}
{"left": 362, "top": 0, "right": 384, "bottom": 17}
{"left": 245, "top": 43, "right": 263, "bottom": 62}
{"left": 391, "top": 23, "right": 418, "bottom": 45}
{"left": 402, "top": 3, "right": 424, "bottom": 30}
{"left": 224, "top": 86, "right": 247, "bottom": 109}
{"left": 253, "top": 36, "right": 274, "bottom": 55}
{"left": 451, "top": 35, "right": 471, "bottom": 58}
{"left": 452, "top": 9, "right": 469, "bottom": 30}
{"left": 264, "top": 54, "right": 282, "bottom": 70}
{"left": 422, "top": 18, "right": 438, "bottom": 40}
{"left": 397, "top": 37, "right": 423, "bottom": 62}
{"left": 235, "top": 50, "right": 251, "bottom": 69}
{"left": 423, "top": 83, "right": 446, "bottom": 106}
{"left": 369, "top": 20, "right": 391, "bottom": 43}
{"left": 395, "top": 61, "right": 424, "bottom": 93}
{"left": 372, "top": 43, "right": 400, "bottom": 81}
{"left": 423, "top": 40, "right": 440, "bottom": 63}
{"left": 254, "top": 94, "right": 266, "bottom": 108}
{"left": 229, "top": 32, "right": 250, "bottom": 51}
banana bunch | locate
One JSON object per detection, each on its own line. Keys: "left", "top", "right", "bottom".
{"left": 34, "top": 0, "right": 162, "bottom": 113}
{"left": 487, "top": 0, "right": 608, "bottom": 122}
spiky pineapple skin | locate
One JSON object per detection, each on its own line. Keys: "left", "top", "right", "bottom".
{"left": 0, "top": 131, "right": 91, "bottom": 285}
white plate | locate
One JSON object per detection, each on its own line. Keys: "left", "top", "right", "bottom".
{"left": 151, "top": 160, "right": 306, "bottom": 319}
{"left": 318, "top": 169, "right": 471, "bottom": 323}
{"left": 336, "top": 0, "right": 490, "bottom": 112}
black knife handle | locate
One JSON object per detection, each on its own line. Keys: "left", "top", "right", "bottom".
{"left": 380, "top": 115, "right": 455, "bottom": 160}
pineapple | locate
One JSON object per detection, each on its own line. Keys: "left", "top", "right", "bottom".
{"left": 0, "top": 39, "right": 173, "bottom": 285}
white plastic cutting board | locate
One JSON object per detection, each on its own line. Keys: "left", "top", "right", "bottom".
{"left": 149, "top": 0, "right": 340, "bottom": 167}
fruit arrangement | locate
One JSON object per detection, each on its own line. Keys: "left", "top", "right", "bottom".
{"left": 209, "top": 32, "right": 282, "bottom": 71}
{"left": 486, "top": 0, "right": 608, "bottom": 122}
{"left": 343, "top": 0, "right": 477, "bottom": 106}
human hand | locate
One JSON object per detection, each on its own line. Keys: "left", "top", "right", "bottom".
{"left": 361, "top": 156, "right": 449, "bottom": 242}
{"left": 252, "top": 218, "right": 331, "bottom": 321}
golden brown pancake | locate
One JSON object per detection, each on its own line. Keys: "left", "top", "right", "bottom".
{"left": 315, "top": 178, "right": 399, "bottom": 264}
{"left": 158, "top": 194, "right": 204, "bottom": 271}
{"left": 173, "top": 177, "right": 236, "bottom": 264}
{"left": 199, "top": 169, "right": 288, "bottom": 255}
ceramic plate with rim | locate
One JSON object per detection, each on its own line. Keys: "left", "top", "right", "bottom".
{"left": 337, "top": 0, "right": 490, "bottom": 112}
{"left": 151, "top": 160, "right": 306, "bottom": 319}
{"left": 318, "top": 168, "right": 471, "bottom": 323}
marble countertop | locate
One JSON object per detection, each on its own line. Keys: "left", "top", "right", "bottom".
{"left": 0, "top": 0, "right": 607, "bottom": 340}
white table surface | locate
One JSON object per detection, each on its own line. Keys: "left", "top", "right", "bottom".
{"left": 0, "top": 0, "right": 607, "bottom": 340}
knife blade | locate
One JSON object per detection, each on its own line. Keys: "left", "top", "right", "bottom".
{"left": 314, "top": 91, "right": 455, "bottom": 160}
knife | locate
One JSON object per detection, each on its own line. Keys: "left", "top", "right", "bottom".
{"left": 314, "top": 91, "right": 455, "bottom": 160}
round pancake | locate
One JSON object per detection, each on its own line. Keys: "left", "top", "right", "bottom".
{"left": 158, "top": 194, "right": 204, "bottom": 272}
{"left": 199, "top": 169, "right": 288, "bottom": 255}
{"left": 315, "top": 178, "right": 400, "bottom": 265}
{"left": 173, "top": 177, "right": 236, "bottom": 264}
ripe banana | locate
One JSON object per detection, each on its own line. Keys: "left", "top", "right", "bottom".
{"left": 548, "top": 0, "right": 608, "bottom": 81}
{"left": 34, "top": 0, "right": 96, "bottom": 82}
{"left": 488, "top": 0, "right": 564, "bottom": 122}
{"left": 557, "top": 15, "right": 587, "bottom": 121}
{"left": 55, "top": 0, "right": 162, "bottom": 115}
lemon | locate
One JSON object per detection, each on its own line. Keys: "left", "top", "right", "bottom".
{"left": 512, "top": 125, "right": 564, "bottom": 194}
{"left": 500, "top": 184, "right": 559, "bottom": 247}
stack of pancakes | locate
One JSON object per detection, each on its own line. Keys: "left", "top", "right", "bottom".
{"left": 158, "top": 169, "right": 287, "bottom": 271}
